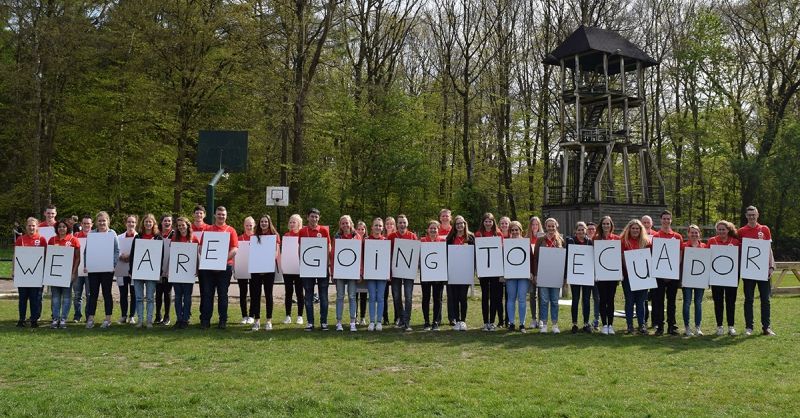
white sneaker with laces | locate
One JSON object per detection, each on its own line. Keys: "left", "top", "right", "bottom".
{"left": 368, "top": 322, "right": 375, "bottom": 331}
{"left": 296, "top": 316, "right": 304, "bottom": 325}
{"left": 59, "top": 319, "right": 66, "bottom": 329}
{"left": 716, "top": 326, "right": 724, "bottom": 336}
{"left": 608, "top": 326, "right": 615, "bottom": 335}
{"left": 50, "top": 320, "right": 58, "bottom": 329}
{"left": 283, "top": 316, "right": 292, "bottom": 324}
{"left": 552, "top": 325, "right": 560, "bottom": 334}
{"left": 695, "top": 327, "right": 703, "bottom": 336}
{"left": 336, "top": 323, "right": 344, "bottom": 331}
{"left": 460, "top": 321, "right": 468, "bottom": 331}
{"left": 744, "top": 328, "right": 753, "bottom": 336}
{"left": 540, "top": 323, "right": 548, "bottom": 333}
{"left": 350, "top": 322, "right": 357, "bottom": 332}
{"left": 729, "top": 326, "right": 737, "bottom": 336}
{"left": 240, "top": 317, "right": 249, "bottom": 325}
{"left": 266, "top": 321, "right": 273, "bottom": 330}
{"left": 375, "top": 323, "right": 383, "bottom": 331}
{"left": 601, "top": 325, "right": 609, "bottom": 335}
{"left": 685, "top": 326, "right": 694, "bottom": 337}
{"left": 252, "top": 322, "right": 260, "bottom": 331}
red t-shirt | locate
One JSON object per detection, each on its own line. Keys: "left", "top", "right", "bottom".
{"left": 474, "top": 230, "right": 504, "bottom": 238}
{"left": 366, "top": 234, "right": 386, "bottom": 240}
{"left": 48, "top": 235, "right": 81, "bottom": 248}
{"left": 420, "top": 235, "right": 445, "bottom": 243}
{"left": 622, "top": 237, "right": 649, "bottom": 251}
{"left": 299, "top": 225, "right": 331, "bottom": 242}
{"left": 595, "top": 233, "right": 621, "bottom": 241}
{"left": 738, "top": 223, "right": 771, "bottom": 241}
{"left": 38, "top": 220, "right": 56, "bottom": 228}
{"left": 161, "top": 228, "right": 173, "bottom": 239}
{"left": 202, "top": 223, "right": 239, "bottom": 266}
{"left": 140, "top": 233, "right": 156, "bottom": 240}
{"left": 707, "top": 236, "right": 740, "bottom": 247}
{"left": 192, "top": 221, "right": 210, "bottom": 232}
{"left": 451, "top": 235, "right": 468, "bottom": 245}
{"left": 123, "top": 231, "right": 137, "bottom": 238}
{"left": 173, "top": 234, "right": 200, "bottom": 244}
{"left": 653, "top": 229, "right": 683, "bottom": 241}
{"left": 438, "top": 225, "right": 452, "bottom": 238}
{"left": 238, "top": 233, "right": 253, "bottom": 242}
{"left": 387, "top": 231, "right": 418, "bottom": 242}
{"left": 74, "top": 231, "right": 89, "bottom": 239}
{"left": 16, "top": 234, "right": 48, "bottom": 247}
{"left": 682, "top": 241, "right": 708, "bottom": 249}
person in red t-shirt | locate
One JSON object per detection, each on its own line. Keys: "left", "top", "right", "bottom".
{"left": 496, "top": 216, "right": 511, "bottom": 327}
{"left": 651, "top": 210, "right": 683, "bottom": 336}
{"left": 282, "top": 214, "right": 305, "bottom": 325}
{"left": 437, "top": 209, "right": 452, "bottom": 239}
{"left": 14, "top": 217, "right": 47, "bottom": 328}
{"left": 192, "top": 205, "right": 210, "bottom": 235}
{"left": 707, "top": 220, "right": 740, "bottom": 335}
{"left": 333, "top": 215, "right": 361, "bottom": 332}
{"left": 738, "top": 206, "right": 776, "bottom": 336}
{"left": 299, "top": 208, "right": 331, "bottom": 331}
{"left": 387, "top": 214, "right": 418, "bottom": 331}
{"left": 681, "top": 225, "right": 708, "bottom": 336}
{"left": 47, "top": 218, "right": 81, "bottom": 328}
{"left": 620, "top": 219, "right": 651, "bottom": 335}
{"left": 475, "top": 212, "right": 504, "bottom": 332}
{"left": 126, "top": 213, "right": 163, "bottom": 328}
{"left": 39, "top": 204, "right": 57, "bottom": 228}
{"left": 641, "top": 215, "right": 655, "bottom": 239}
{"left": 420, "top": 220, "right": 445, "bottom": 330}
{"left": 198, "top": 206, "right": 239, "bottom": 329}
{"left": 171, "top": 216, "right": 200, "bottom": 329}
{"left": 250, "top": 214, "right": 281, "bottom": 331}
{"left": 446, "top": 215, "right": 474, "bottom": 331}
{"left": 364, "top": 217, "right": 388, "bottom": 331}
{"left": 155, "top": 214, "right": 174, "bottom": 326}
{"left": 531, "top": 218, "right": 565, "bottom": 334}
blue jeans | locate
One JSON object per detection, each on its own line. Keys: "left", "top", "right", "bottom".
{"left": 134, "top": 280, "right": 157, "bottom": 324}
{"left": 199, "top": 266, "right": 232, "bottom": 324}
{"left": 18, "top": 287, "right": 43, "bottom": 322}
{"left": 303, "top": 277, "right": 329, "bottom": 326}
{"left": 51, "top": 285, "right": 72, "bottom": 320}
{"left": 538, "top": 287, "right": 560, "bottom": 323}
{"left": 682, "top": 287, "right": 704, "bottom": 328}
{"left": 506, "top": 279, "right": 529, "bottom": 326}
{"left": 173, "top": 282, "right": 193, "bottom": 323}
{"left": 72, "top": 276, "right": 90, "bottom": 320}
{"left": 623, "top": 279, "right": 648, "bottom": 329}
{"left": 366, "top": 280, "right": 387, "bottom": 324}
{"left": 391, "top": 278, "right": 414, "bottom": 327}
{"left": 335, "top": 279, "right": 357, "bottom": 322}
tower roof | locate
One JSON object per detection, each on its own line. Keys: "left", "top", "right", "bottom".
{"left": 543, "top": 25, "right": 658, "bottom": 74}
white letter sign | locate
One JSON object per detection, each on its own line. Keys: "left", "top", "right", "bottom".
{"left": 43, "top": 245, "right": 75, "bottom": 288}
{"left": 199, "top": 231, "right": 230, "bottom": 271}
{"left": 280, "top": 236, "right": 300, "bottom": 275}
{"left": 420, "top": 242, "right": 448, "bottom": 282}
{"left": 392, "top": 239, "right": 420, "bottom": 280}
{"left": 249, "top": 235, "right": 277, "bottom": 274}
{"left": 740, "top": 238, "right": 771, "bottom": 281}
{"left": 447, "top": 245, "right": 475, "bottom": 285}
{"left": 86, "top": 232, "right": 115, "bottom": 273}
{"left": 567, "top": 245, "right": 595, "bottom": 286}
{"left": 14, "top": 246, "right": 45, "bottom": 287}
{"left": 475, "top": 237, "right": 504, "bottom": 278}
{"left": 625, "top": 248, "right": 657, "bottom": 291}
{"left": 363, "top": 239, "right": 391, "bottom": 280}
{"left": 709, "top": 245, "right": 739, "bottom": 287}
{"left": 333, "top": 239, "right": 361, "bottom": 280}
{"left": 503, "top": 239, "right": 530, "bottom": 280}
{"left": 681, "top": 247, "right": 710, "bottom": 289}
{"left": 168, "top": 242, "right": 198, "bottom": 283}
{"left": 651, "top": 238, "right": 681, "bottom": 280}
{"left": 299, "top": 237, "right": 328, "bottom": 278}
{"left": 131, "top": 239, "right": 163, "bottom": 281}
{"left": 234, "top": 241, "right": 250, "bottom": 279}
{"left": 594, "top": 240, "right": 622, "bottom": 281}
{"left": 536, "top": 247, "right": 566, "bottom": 288}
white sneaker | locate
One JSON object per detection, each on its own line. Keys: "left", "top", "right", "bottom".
{"left": 283, "top": 316, "right": 292, "bottom": 324}
{"left": 460, "top": 321, "right": 468, "bottom": 331}
{"left": 601, "top": 325, "right": 609, "bottom": 335}
{"left": 359, "top": 318, "right": 367, "bottom": 326}
{"left": 251, "top": 321, "right": 260, "bottom": 331}
{"left": 85, "top": 318, "right": 95, "bottom": 329}
{"left": 375, "top": 323, "right": 383, "bottom": 331}
{"left": 729, "top": 326, "right": 737, "bottom": 336}
{"left": 350, "top": 322, "right": 357, "bottom": 332}
{"left": 685, "top": 326, "right": 694, "bottom": 337}
{"left": 145, "top": 321, "right": 153, "bottom": 329}
{"left": 59, "top": 319, "right": 66, "bottom": 329}
{"left": 248, "top": 317, "right": 255, "bottom": 325}
{"left": 608, "top": 326, "right": 615, "bottom": 335}
{"left": 129, "top": 316, "right": 137, "bottom": 324}
{"left": 296, "top": 316, "right": 304, "bottom": 325}
{"left": 531, "top": 320, "right": 539, "bottom": 329}
{"left": 716, "top": 326, "right": 725, "bottom": 336}
{"left": 368, "top": 322, "right": 375, "bottom": 331}
{"left": 101, "top": 319, "right": 112, "bottom": 329}
{"left": 265, "top": 321, "right": 273, "bottom": 331}
{"left": 240, "top": 317, "right": 249, "bottom": 325}
{"left": 482, "top": 323, "right": 490, "bottom": 332}
{"left": 117, "top": 316, "right": 127, "bottom": 325}
{"left": 552, "top": 325, "right": 560, "bottom": 334}
{"left": 540, "top": 323, "right": 548, "bottom": 333}
{"left": 695, "top": 327, "right": 703, "bottom": 336}
{"left": 745, "top": 328, "right": 753, "bottom": 336}
{"left": 453, "top": 323, "right": 460, "bottom": 331}
{"left": 335, "top": 323, "right": 344, "bottom": 332}
{"left": 50, "top": 320, "right": 59, "bottom": 329}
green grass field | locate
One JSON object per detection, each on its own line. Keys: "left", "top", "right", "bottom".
{"left": 0, "top": 293, "right": 798, "bottom": 416}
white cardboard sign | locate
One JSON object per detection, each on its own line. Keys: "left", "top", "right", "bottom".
{"left": 77, "top": 238, "right": 86, "bottom": 276}
{"left": 503, "top": 238, "right": 531, "bottom": 280}
{"left": 536, "top": 247, "right": 566, "bottom": 289}
{"left": 447, "top": 245, "right": 474, "bottom": 285}
{"left": 86, "top": 232, "right": 116, "bottom": 273}
{"left": 161, "top": 239, "right": 171, "bottom": 277}
{"left": 199, "top": 231, "right": 230, "bottom": 271}
{"left": 740, "top": 238, "right": 771, "bottom": 281}
{"left": 168, "top": 242, "right": 199, "bottom": 283}
{"left": 624, "top": 248, "right": 657, "bottom": 291}
{"left": 475, "top": 237, "right": 504, "bottom": 278}
{"left": 131, "top": 239, "right": 163, "bottom": 281}
{"left": 363, "top": 239, "right": 391, "bottom": 281}
{"left": 594, "top": 240, "right": 623, "bottom": 281}
{"left": 43, "top": 245, "right": 75, "bottom": 287}
{"left": 651, "top": 238, "right": 681, "bottom": 280}
{"left": 38, "top": 226, "right": 56, "bottom": 243}
{"left": 567, "top": 244, "right": 595, "bottom": 286}
{"left": 249, "top": 235, "right": 277, "bottom": 273}
{"left": 710, "top": 245, "right": 739, "bottom": 287}
{"left": 14, "top": 246, "right": 45, "bottom": 287}
{"left": 333, "top": 239, "right": 362, "bottom": 280}
{"left": 234, "top": 241, "right": 250, "bottom": 279}
{"left": 299, "top": 237, "right": 328, "bottom": 278}
{"left": 681, "top": 247, "right": 710, "bottom": 289}
{"left": 114, "top": 236, "right": 134, "bottom": 277}
{"left": 420, "top": 242, "right": 448, "bottom": 282}
{"left": 280, "top": 236, "right": 300, "bottom": 275}
{"left": 392, "top": 239, "right": 420, "bottom": 280}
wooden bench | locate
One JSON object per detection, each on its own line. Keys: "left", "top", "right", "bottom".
{"left": 772, "top": 262, "right": 800, "bottom": 295}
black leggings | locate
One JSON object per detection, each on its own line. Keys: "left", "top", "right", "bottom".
{"left": 156, "top": 279, "right": 172, "bottom": 319}
{"left": 87, "top": 272, "right": 114, "bottom": 317}
{"left": 570, "top": 284, "right": 592, "bottom": 324}
{"left": 421, "top": 282, "right": 445, "bottom": 325}
{"left": 597, "top": 281, "right": 618, "bottom": 326}
{"left": 238, "top": 279, "right": 250, "bottom": 317}
{"left": 283, "top": 274, "right": 304, "bottom": 317}
{"left": 118, "top": 276, "right": 136, "bottom": 318}
{"left": 479, "top": 277, "right": 503, "bottom": 324}
{"left": 383, "top": 284, "right": 391, "bottom": 323}
{"left": 711, "top": 285, "right": 736, "bottom": 327}
{"left": 250, "top": 272, "right": 275, "bottom": 319}
{"left": 452, "top": 284, "right": 469, "bottom": 322}
{"left": 358, "top": 292, "right": 367, "bottom": 319}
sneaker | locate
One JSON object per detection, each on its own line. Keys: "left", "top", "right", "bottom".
{"left": 508, "top": 323, "right": 516, "bottom": 332}
{"left": 404, "top": 326, "right": 412, "bottom": 332}
{"left": 129, "top": 316, "right": 137, "bottom": 324}
{"left": 154, "top": 315, "right": 163, "bottom": 325}
{"left": 695, "top": 327, "right": 703, "bottom": 336}
{"left": 73, "top": 317, "right": 81, "bottom": 323}
{"left": 252, "top": 322, "right": 261, "bottom": 331}
{"left": 583, "top": 324, "right": 592, "bottom": 333}
{"left": 283, "top": 316, "right": 292, "bottom": 324}
{"left": 200, "top": 321, "right": 211, "bottom": 329}
{"left": 375, "top": 323, "right": 383, "bottom": 331}
{"left": 744, "top": 328, "right": 753, "bottom": 336}
{"left": 100, "top": 319, "right": 111, "bottom": 329}
{"left": 321, "top": 323, "right": 329, "bottom": 331}
{"left": 296, "top": 316, "right": 304, "bottom": 325}
{"left": 716, "top": 326, "right": 725, "bottom": 336}
{"left": 762, "top": 327, "right": 776, "bottom": 336}
{"left": 16, "top": 320, "right": 26, "bottom": 328}
{"left": 265, "top": 321, "right": 273, "bottom": 331}
{"left": 552, "top": 325, "right": 560, "bottom": 334}
{"left": 247, "top": 317, "right": 255, "bottom": 325}
{"left": 489, "top": 323, "right": 497, "bottom": 331}
{"left": 359, "top": 318, "right": 367, "bottom": 326}
{"left": 482, "top": 323, "right": 490, "bottom": 332}
{"left": 531, "top": 320, "right": 539, "bottom": 329}
{"left": 336, "top": 323, "right": 344, "bottom": 332}
{"left": 30, "top": 320, "right": 39, "bottom": 328}
{"left": 459, "top": 321, "right": 467, "bottom": 331}
{"left": 423, "top": 324, "right": 431, "bottom": 331}
{"left": 601, "top": 325, "right": 609, "bottom": 335}
{"left": 728, "top": 326, "right": 737, "bottom": 336}
{"left": 571, "top": 324, "right": 579, "bottom": 334}
{"left": 117, "top": 316, "right": 127, "bottom": 325}
{"left": 685, "top": 326, "right": 694, "bottom": 337}
{"left": 431, "top": 323, "right": 440, "bottom": 331}
{"left": 654, "top": 327, "right": 664, "bottom": 336}
{"left": 607, "top": 326, "right": 615, "bottom": 335}
{"left": 638, "top": 326, "right": 649, "bottom": 335}
{"left": 304, "top": 324, "right": 314, "bottom": 331}
{"left": 540, "top": 323, "right": 548, "bottom": 333}
{"left": 146, "top": 321, "right": 153, "bottom": 329}
{"left": 624, "top": 327, "right": 635, "bottom": 335}
{"left": 668, "top": 326, "right": 679, "bottom": 336}
{"left": 592, "top": 319, "right": 599, "bottom": 330}
{"left": 240, "top": 317, "right": 249, "bottom": 325}
{"left": 50, "top": 320, "right": 59, "bottom": 329}
{"left": 162, "top": 317, "right": 171, "bottom": 326}
{"left": 368, "top": 322, "right": 375, "bottom": 331}
{"left": 217, "top": 321, "right": 227, "bottom": 329}
{"left": 520, "top": 325, "right": 527, "bottom": 333}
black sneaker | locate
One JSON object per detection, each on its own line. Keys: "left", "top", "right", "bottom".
{"left": 519, "top": 325, "right": 526, "bottom": 333}
{"left": 200, "top": 321, "right": 210, "bottom": 329}
{"left": 625, "top": 327, "right": 635, "bottom": 335}
{"left": 508, "top": 323, "right": 516, "bottom": 332}
{"left": 583, "top": 324, "right": 593, "bottom": 333}
{"left": 217, "top": 321, "right": 227, "bottom": 329}
{"left": 668, "top": 326, "right": 679, "bottom": 336}
{"left": 654, "top": 327, "right": 664, "bottom": 336}
{"left": 16, "top": 320, "right": 25, "bottom": 328}
{"left": 154, "top": 315, "right": 163, "bottom": 325}
{"left": 639, "top": 326, "right": 650, "bottom": 335}
{"left": 162, "top": 317, "right": 171, "bottom": 326}
{"left": 304, "top": 324, "right": 314, "bottom": 331}
{"left": 30, "top": 320, "right": 39, "bottom": 328}
{"left": 571, "top": 325, "right": 579, "bottom": 334}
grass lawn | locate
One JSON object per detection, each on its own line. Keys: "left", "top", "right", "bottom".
{"left": 0, "top": 293, "right": 798, "bottom": 417}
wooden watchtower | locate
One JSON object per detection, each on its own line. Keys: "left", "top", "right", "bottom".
{"left": 542, "top": 26, "right": 666, "bottom": 230}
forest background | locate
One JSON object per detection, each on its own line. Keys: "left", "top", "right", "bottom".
{"left": 1, "top": 0, "right": 799, "bottom": 258}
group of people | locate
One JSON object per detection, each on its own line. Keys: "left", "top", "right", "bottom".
{"left": 12, "top": 204, "right": 776, "bottom": 337}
